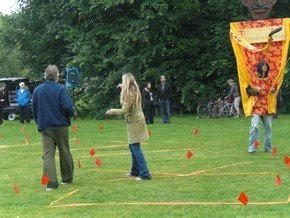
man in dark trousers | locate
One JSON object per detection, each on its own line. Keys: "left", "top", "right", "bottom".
{"left": 16, "top": 82, "right": 31, "bottom": 124}
{"left": 32, "top": 65, "right": 76, "bottom": 191}
{"left": 157, "top": 75, "right": 172, "bottom": 124}
{"left": 0, "top": 87, "right": 5, "bottom": 125}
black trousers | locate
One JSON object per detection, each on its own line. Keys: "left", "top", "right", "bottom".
{"left": 143, "top": 102, "right": 154, "bottom": 124}
{"left": 0, "top": 106, "right": 3, "bottom": 125}
{"left": 19, "top": 106, "right": 30, "bottom": 123}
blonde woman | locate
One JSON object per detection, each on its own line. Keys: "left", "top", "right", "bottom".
{"left": 106, "top": 73, "right": 151, "bottom": 181}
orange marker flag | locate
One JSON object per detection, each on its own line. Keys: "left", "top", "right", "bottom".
{"left": 25, "top": 136, "right": 29, "bottom": 145}
{"left": 272, "top": 147, "right": 277, "bottom": 156}
{"left": 254, "top": 140, "right": 260, "bottom": 148}
{"left": 72, "top": 125, "right": 77, "bottom": 131}
{"left": 99, "top": 126, "right": 104, "bottom": 130}
{"left": 148, "top": 130, "right": 152, "bottom": 136}
{"left": 238, "top": 191, "right": 248, "bottom": 205}
{"left": 41, "top": 175, "right": 50, "bottom": 185}
{"left": 276, "top": 175, "right": 282, "bottom": 186}
{"left": 14, "top": 183, "right": 19, "bottom": 194}
{"left": 96, "top": 158, "right": 102, "bottom": 167}
{"left": 193, "top": 129, "right": 199, "bottom": 135}
{"left": 186, "top": 150, "right": 193, "bottom": 159}
{"left": 90, "top": 148, "right": 96, "bottom": 156}
{"left": 78, "top": 159, "right": 82, "bottom": 169}
{"left": 0, "top": 133, "right": 2, "bottom": 138}
{"left": 284, "top": 155, "right": 290, "bottom": 164}
{"left": 75, "top": 138, "right": 80, "bottom": 144}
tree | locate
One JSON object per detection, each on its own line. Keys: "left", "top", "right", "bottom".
{"left": 1, "top": 0, "right": 289, "bottom": 117}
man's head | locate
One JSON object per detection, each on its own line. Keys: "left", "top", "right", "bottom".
{"left": 19, "top": 82, "right": 25, "bottom": 89}
{"left": 227, "top": 79, "right": 234, "bottom": 86}
{"left": 45, "top": 65, "right": 59, "bottom": 82}
{"left": 160, "top": 75, "right": 166, "bottom": 84}
{"left": 241, "top": 0, "right": 277, "bottom": 20}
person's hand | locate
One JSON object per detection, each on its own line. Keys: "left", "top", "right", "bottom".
{"left": 270, "top": 87, "right": 276, "bottom": 93}
{"left": 105, "top": 110, "right": 110, "bottom": 116}
{"left": 257, "top": 87, "right": 262, "bottom": 93}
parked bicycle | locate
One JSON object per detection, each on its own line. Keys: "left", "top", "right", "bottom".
{"left": 197, "top": 96, "right": 242, "bottom": 119}
{"left": 196, "top": 103, "right": 210, "bottom": 118}
{"left": 208, "top": 97, "right": 239, "bottom": 118}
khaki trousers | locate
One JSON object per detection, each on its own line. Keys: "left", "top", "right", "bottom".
{"left": 41, "top": 126, "right": 74, "bottom": 187}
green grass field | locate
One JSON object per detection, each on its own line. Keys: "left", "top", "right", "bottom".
{"left": 1, "top": 115, "right": 290, "bottom": 217}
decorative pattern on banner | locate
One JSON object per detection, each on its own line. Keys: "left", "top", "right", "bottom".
{"left": 230, "top": 19, "right": 290, "bottom": 117}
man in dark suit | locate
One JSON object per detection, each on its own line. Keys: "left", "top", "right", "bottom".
{"left": 157, "top": 75, "right": 172, "bottom": 124}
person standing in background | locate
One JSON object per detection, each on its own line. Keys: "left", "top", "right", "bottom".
{"left": 142, "top": 82, "right": 154, "bottom": 124}
{"left": 226, "top": 79, "right": 241, "bottom": 118}
{"left": 157, "top": 75, "right": 172, "bottom": 124}
{"left": 16, "top": 82, "right": 31, "bottom": 124}
{"left": 0, "top": 87, "right": 5, "bottom": 125}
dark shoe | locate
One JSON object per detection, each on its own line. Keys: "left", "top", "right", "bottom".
{"left": 46, "top": 182, "right": 59, "bottom": 191}
{"left": 46, "top": 187, "right": 58, "bottom": 191}
{"left": 61, "top": 178, "right": 73, "bottom": 185}
{"left": 126, "top": 172, "right": 139, "bottom": 177}
{"left": 265, "top": 149, "right": 272, "bottom": 153}
{"left": 135, "top": 176, "right": 152, "bottom": 181}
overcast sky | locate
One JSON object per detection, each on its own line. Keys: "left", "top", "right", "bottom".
{"left": 0, "top": 0, "right": 19, "bottom": 15}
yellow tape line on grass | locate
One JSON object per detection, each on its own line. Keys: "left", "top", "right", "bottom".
{"left": 106, "top": 162, "right": 254, "bottom": 182}
{"left": 49, "top": 196, "right": 290, "bottom": 208}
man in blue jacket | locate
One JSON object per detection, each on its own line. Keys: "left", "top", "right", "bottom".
{"left": 33, "top": 65, "right": 76, "bottom": 191}
{"left": 16, "top": 82, "right": 31, "bottom": 124}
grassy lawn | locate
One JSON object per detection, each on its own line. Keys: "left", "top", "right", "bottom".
{"left": 1, "top": 114, "right": 290, "bottom": 217}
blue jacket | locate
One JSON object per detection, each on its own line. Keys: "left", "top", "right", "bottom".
{"left": 32, "top": 81, "right": 75, "bottom": 131}
{"left": 16, "top": 88, "right": 31, "bottom": 106}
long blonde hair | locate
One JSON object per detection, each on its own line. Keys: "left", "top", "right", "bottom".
{"left": 120, "top": 73, "right": 141, "bottom": 108}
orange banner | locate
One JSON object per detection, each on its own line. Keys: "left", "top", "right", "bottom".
{"left": 230, "top": 18, "right": 290, "bottom": 117}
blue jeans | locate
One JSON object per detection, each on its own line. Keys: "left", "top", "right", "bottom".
{"left": 248, "top": 114, "right": 272, "bottom": 152}
{"left": 159, "top": 100, "right": 171, "bottom": 124}
{"left": 129, "top": 143, "right": 151, "bottom": 178}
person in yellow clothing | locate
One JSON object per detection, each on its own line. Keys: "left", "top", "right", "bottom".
{"left": 106, "top": 73, "right": 152, "bottom": 181}
{"left": 230, "top": 1, "right": 290, "bottom": 153}
{"left": 246, "top": 61, "right": 277, "bottom": 153}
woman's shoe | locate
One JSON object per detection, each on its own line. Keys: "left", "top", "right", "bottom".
{"left": 135, "top": 176, "right": 152, "bottom": 181}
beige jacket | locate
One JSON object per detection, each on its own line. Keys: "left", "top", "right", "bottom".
{"left": 109, "top": 89, "right": 148, "bottom": 144}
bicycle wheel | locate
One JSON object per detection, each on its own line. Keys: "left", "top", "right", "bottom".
{"left": 171, "top": 102, "right": 183, "bottom": 116}
{"left": 230, "top": 104, "right": 237, "bottom": 117}
{"left": 197, "top": 104, "right": 209, "bottom": 118}
{"left": 207, "top": 102, "right": 219, "bottom": 118}
{"left": 219, "top": 104, "right": 230, "bottom": 117}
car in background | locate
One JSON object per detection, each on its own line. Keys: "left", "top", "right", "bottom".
{"left": 0, "top": 77, "right": 41, "bottom": 120}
